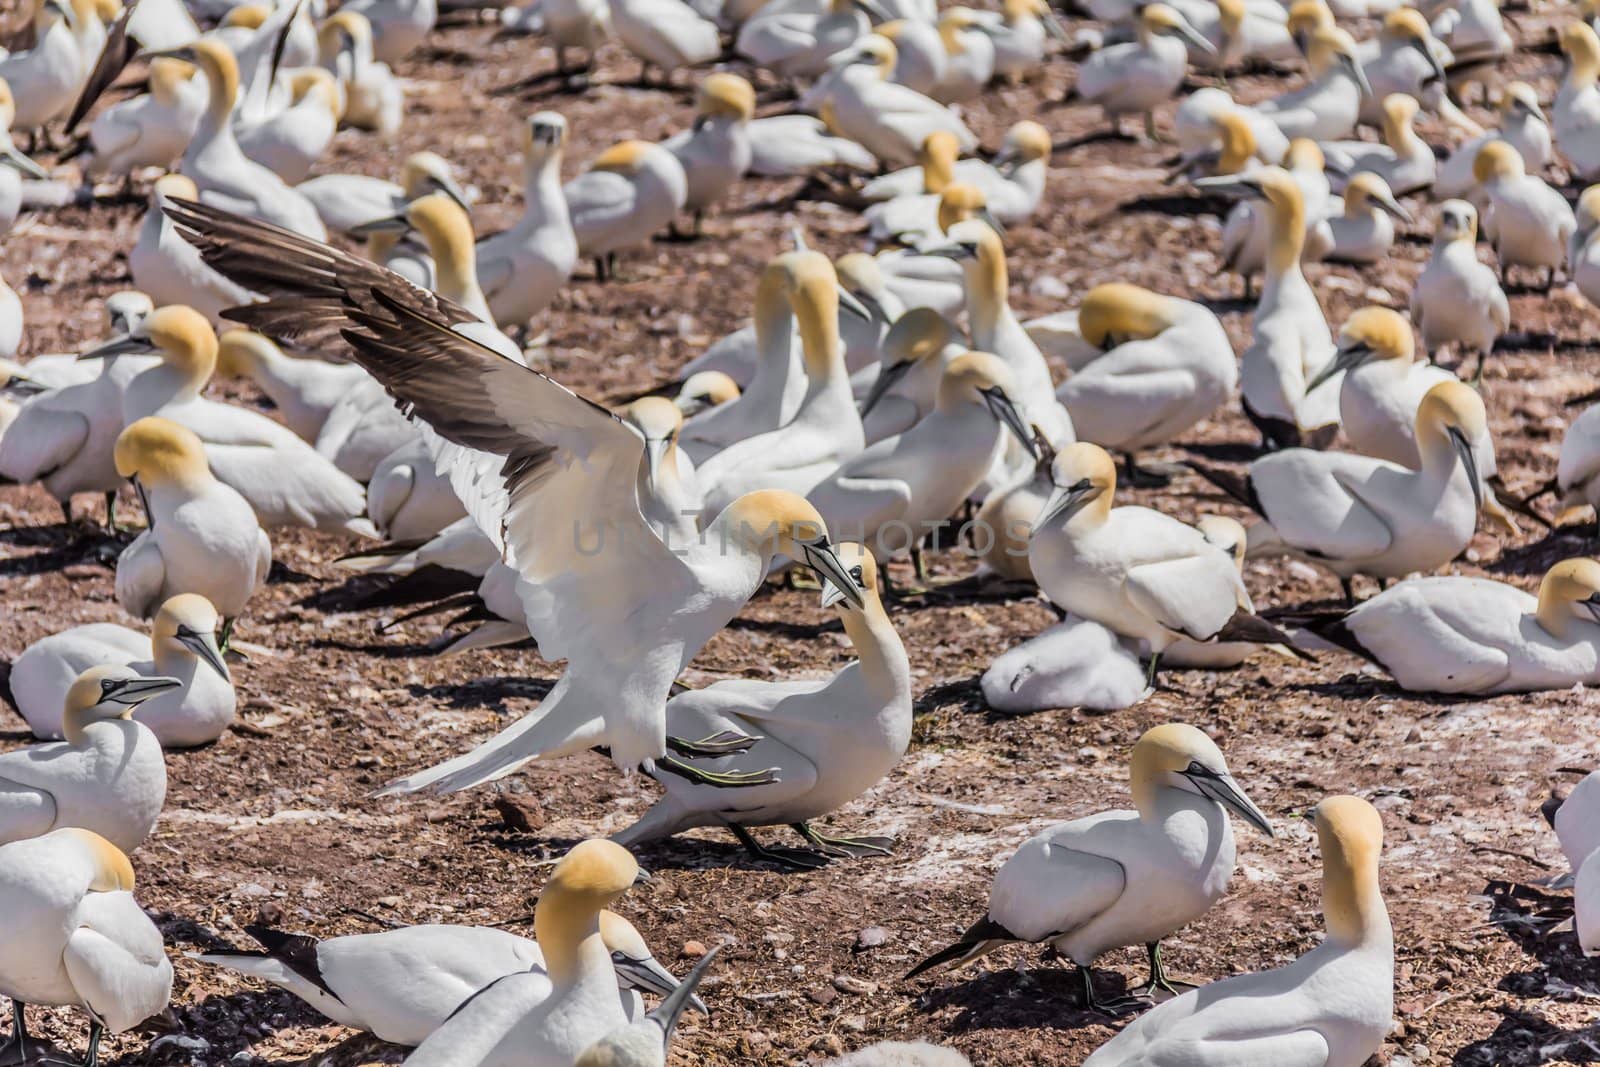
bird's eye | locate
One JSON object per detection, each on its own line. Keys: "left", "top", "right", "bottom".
{"left": 100, "top": 679, "right": 116, "bottom": 695}
{"left": 850, "top": 566, "right": 864, "bottom": 582}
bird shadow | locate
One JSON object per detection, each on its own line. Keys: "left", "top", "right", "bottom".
{"left": 308, "top": 636, "right": 448, "bottom": 659}
{"left": 1178, "top": 439, "right": 1268, "bottom": 464}
{"left": 0, "top": 522, "right": 124, "bottom": 577}
{"left": 725, "top": 615, "right": 842, "bottom": 641}
{"left": 1483, "top": 527, "right": 1595, "bottom": 579}
{"left": 404, "top": 675, "right": 556, "bottom": 712}
{"left": 1452, "top": 1012, "right": 1600, "bottom": 1066}
{"left": 628, "top": 830, "right": 891, "bottom": 875}
{"left": 914, "top": 676, "right": 990, "bottom": 719}
{"left": 910, "top": 962, "right": 1134, "bottom": 1034}
{"left": 1191, "top": 295, "right": 1257, "bottom": 318}
{"left": 1117, "top": 192, "right": 1235, "bottom": 219}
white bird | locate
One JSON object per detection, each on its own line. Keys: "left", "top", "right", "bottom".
{"left": 298, "top": 151, "right": 469, "bottom": 236}
{"left": 1410, "top": 198, "right": 1508, "bottom": 377}
{"left": 1573, "top": 184, "right": 1600, "bottom": 312}
{"left": 81, "top": 57, "right": 205, "bottom": 180}
{"left": 212, "top": 329, "right": 369, "bottom": 443}
{"left": 662, "top": 74, "right": 755, "bottom": 235}
{"left": 112, "top": 417, "right": 272, "bottom": 624}
{"left": 736, "top": 0, "right": 880, "bottom": 79}
{"left": 400, "top": 840, "right": 641, "bottom": 1067}
{"left": 614, "top": 543, "right": 909, "bottom": 866}
{"left": 1085, "top": 795, "right": 1391, "bottom": 1067}
{"left": 972, "top": 428, "right": 1055, "bottom": 582}
{"left": 809, "top": 37, "right": 978, "bottom": 167}
{"left": 166, "top": 196, "right": 869, "bottom": 784}
{"left": 980, "top": 614, "right": 1149, "bottom": 714}
{"left": 0, "top": 0, "right": 84, "bottom": 135}
{"left": 744, "top": 114, "right": 878, "bottom": 177}
{"left": 537, "top": 0, "right": 611, "bottom": 74}
{"left": 1550, "top": 391, "right": 1600, "bottom": 531}
{"left": 930, "top": 8, "right": 997, "bottom": 104}
{"left": 130, "top": 174, "right": 261, "bottom": 324}
{"left": 1073, "top": 3, "right": 1213, "bottom": 139}
{"left": 974, "top": 0, "right": 1065, "bottom": 80}
{"left": 7, "top": 594, "right": 233, "bottom": 747}
{"left": 862, "top": 121, "right": 1052, "bottom": 227}
{"left": 193, "top": 912, "right": 700, "bottom": 1046}
{"left": 0, "top": 828, "right": 173, "bottom": 1065}
{"left": 1217, "top": 138, "right": 1330, "bottom": 291}
{"left": 1055, "top": 283, "right": 1237, "bottom": 478}
{"left": 107, "top": 305, "right": 377, "bottom": 536}
{"left": 367, "top": 435, "right": 469, "bottom": 540}
{"left": 318, "top": 12, "right": 402, "bottom": 137}
{"left": 341, "top": 0, "right": 437, "bottom": 63}
{"left": 1474, "top": 139, "right": 1575, "bottom": 287}
{"left": 1554, "top": 768, "right": 1600, "bottom": 892}
{"left": 567, "top": 140, "right": 687, "bottom": 281}
{"left": 0, "top": 665, "right": 174, "bottom": 853}
{"left": 674, "top": 371, "right": 740, "bottom": 417}
{"left": 234, "top": 68, "right": 342, "bottom": 184}
{"left": 906, "top": 723, "right": 1274, "bottom": 1012}
{"left": 573, "top": 947, "right": 721, "bottom": 1067}
{"left": 1200, "top": 167, "right": 1340, "bottom": 450}
{"left": 1030, "top": 443, "right": 1292, "bottom": 684}
{"left": 1556, "top": 21, "right": 1600, "bottom": 183}
{"left": 1296, "top": 558, "right": 1600, "bottom": 694}
{"left": 1173, "top": 88, "right": 1286, "bottom": 168}
{"left": 1435, "top": 83, "right": 1550, "bottom": 200}
{"left": 477, "top": 113, "right": 577, "bottom": 332}
{"left": 1173, "top": 0, "right": 1295, "bottom": 70}
{"left": 1357, "top": 8, "right": 1449, "bottom": 126}
{"left": 607, "top": 0, "right": 720, "bottom": 82}
{"left": 1322, "top": 93, "right": 1435, "bottom": 195}
{"left": 356, "top": 192, "right": 498, "bottom": 326}
{"left": 1304, "top": 172, "right": 1411, "bottom": 264}
{"left": 1251, "top": 26, "right": 1369, "bottom": 142}
{"left": 875, "top": 17, "right": 947, "bottom": 96}
{"left": 857, "top": 307, "right": 961, "bottom": 444}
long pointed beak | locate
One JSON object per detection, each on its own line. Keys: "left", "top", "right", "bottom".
{"left": 673, "top": 394, "right": 711, "bottom": 417}
{"left": 977, "top": 207, "right": 1007, "bottom": 237}
{"left": 1042, "top": 10, "right": 1069, "bottom": 40}
{"left": 922, "top": 243, "right": 972, "bottom": 261}
{"left": 177, "top": 627, "right": 232, "bottom": 681}
{"left": 651, "top": 944, "right": 722, "bottom": 1042}
{"left": 107, "top": 675, "right": 184, "bottom": 706}
{"left": 1037, "top": 481, "right": 1101, "bottom": 527}
{"left": 350, "top": 213, "right": 410, "bottom": 237}
{"left": 1344, "top": 54, "right": 1374, "bottom": 97}
{"left": 1191, "top": 771, "right": 1276, "bottom": 837}
{"left": 2, "top": 373, "right": 46, "bottom": 396}
{"left": 1584, "top": 592, "right": 1600, "bottom": 626}
{"left": 853, "top": 0, "right": 892, "bottom": 21}
{"left": 79, "top": 334, "right": 155, "bottom": 360}
{"left": 1192, "top": 174, "right": 1258, "bottom": 199}
{"left": 1178, "top": 23, "right": 1217, "bottom": 55}
{"left": 1374, "top": 190, "right": 1412, "bottom": 223}
{"left": 1416, "top": 38, "right": 1447, "bottom": 83}
{"left": 1523, "top": 99, "right": 1548, "bottom": 123}
{"left": 1, "top": 145, "right": 48, "bottom": 180}
{"left": 859, "top": 359, "right": 914, "bottom": 417}
{"left": 802, "top": 539, "right": 865, "bottom": 608}
{"left": 1448, "top": 426, "right": 1484, "bottom": 511}
{"left": 612, "top": 952, "right": 709, "bottom": 1015}
{"left": 836, "top": 285, "right": 874, "bottom": 322}
{"left": 643, "top": 437, "right": 670, "bottom": 492}
{"left": 982, "top": 387, "right": 1038, "bottom": 458}
{"left": 820, "top": 575, "right": 851, "bottom": 609}
{"left": 429, "top": 174, "right": 471, "bottom": 214}
{"left": 1306, "top": 343, "right": 1366, "bottom": 394}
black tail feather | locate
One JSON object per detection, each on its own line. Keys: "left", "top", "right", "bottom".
{"left": 1183, "top": 460, "right": 1263, "bottom": 516}
{"left": 242, "top": 925, "right": 334, "bottom": 995}
{"left": 1214, "top": 611, "right": 1315, "bottom": 662}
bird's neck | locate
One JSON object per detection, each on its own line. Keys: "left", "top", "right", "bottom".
{"left": 1380, "top": 114, "right": 1420, "bottom": 155}
{"left": 839, "top": 597, "right": 909, "bottom": 698}
{"left": 1536, "top": 589, "right": 1581, "bottom": 638}
{"left": 1322, "top": 854, "right": 1390, "bottom": 947}
{"left": 1265, "top": 197, "right": 1306, "bottom": 278}
{"left": 199, "top": 61, "right": 241, "bottom": 140}
{"left": 745, "top": 298, "right": 798, "bottom": 428}
{"left": 1567, "top": 53, "right": 1600, "bottom": 92}
{"left": 535, "top": 901, "right": 610, "bottom": 988}
{"left": 61, "top": 711, "right": 126, "bottom": 746}
{"left": 524, "top": 150, "right": 570, "bottom": 224}
{"left": 797, "top": 309, "right": 848, "bottom": 391}
{"left": 965, "top": 257, "right": 1008, "bottom": 340}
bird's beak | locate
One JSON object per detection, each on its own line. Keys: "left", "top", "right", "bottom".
{"left": 852, "top": 0, "right": 892, "bottom": 21}
{"left": 673, "top": 394, "right": 711, "bottom": 417}
{"left": 800, "top": 537, "right": 865, "bottom": 608}
{"left": 859, "top": 358, "right": 915, "bottom": 417}
{"left": 1042, "top": 10, "right": 1069, "bottom": 40}
{"left": 140, "top": 44, "right": 197, "bottom": 62}
{"left": 612, "top": 952, "right": 710, "bottom": 1015}
{"left": 1415, "top": 38, "right": 1447, "bottom": 83}
{"left": 1374, "top": 189, "right": 1412, "bottom": 223}
{"left": 106, "top": 675, "right": 184, "bottom": 706}
{"left": 1306, "top": 341, "right": 1368, "bottom": 393}
{"left": 923, "top": 242, "right": 976, "bottom": 261}
{"left": 1, "top": 146, "right": 48, "bottom": 180}
{"left": 79, "top": 333, "right": 155, "bottom": 360}
{"left": 1342, "top": 53, "right": 1373, "bottom": 98}
{"left": 819, "top": 573, "right": 853, "bottom": 609}
{"left": 835, "top": 285, "right": 874, "bottom": 323}
{"left": 1177, "top": 21, "right": 1217, "bottom": 55}
{"left": 651, "top": 945, "right": 723, "bottom": 1043}
{"left": 1037, "top": 478, "right": 1101, "bottom": 526}
{"left": 1583, "top": 592, "right": 1600, "bottom": 626}
{"left": 981, "top": 386, "right": 1038, "bottom": 458}
{"left": 1185, "top": 768, "right": 1276, "bottom": 837}
{"left": 176, "top": 624, "right": 232, "bottom": 681}
{"left": 1448, "top": 426, "right": 1484, "bottom": 512}
{"left": 977, "top": 207, "right": 1007, "bottom": 237}
{"left": 848, "top": 286, "right": 888, "bottom": 325}
{"left": 427, "top": 174, "right": 471, "bottom": 214}
{"left": 2, "top": 373, "right": 46, "bottom": 396}
{"left": 643, "top": 437, "right": 670, "bottom": 492}
{"left": 349, "top": 212, "right": 410, "bottom": 237}
{"left": 1320, "top": 154, "right": 1350, "bottom": 179}
{"left": 1521, "top": 98, "right": 1547, "bottom": 122}
{"left": 1192, "top": 174, "right": 1259, "bottom": 199}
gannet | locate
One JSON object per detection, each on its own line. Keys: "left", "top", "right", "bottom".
{"left": 1557, "top": 22, "right": 1600, "bottom": 183}
{"left": 538, "top": 0, "right": 611, "bottom": 74}
{"left": 1174, "top": 0, "right": 1295, "bottom": 70}
{"left": 661, "top": 74, "right": 753, "bottom": 237}
{"left": 809, "top": 353, "right": 1036, "bottom": 567}
{"left": 1217, "top": 138, "right": 1330, "bottom": 291}
{"left": 1574, "top": 185, "right": 1600, "bottom": 313}
{"left": 1554, "top": 769, "right": 1600, "bottom": 892}
{"left": 675, "top": 371, "right": 740, "bottom": 417}
{"left": 567, "top": 141, "right": 687, "bottom": 281}
{"left": 862, "top": 121, "right": 1051, "bottom": 227}
{"left": 1313, "top": 306, "right": 1455, "bottom": 469}
{"left": 1295, "top": 559, "right": 1600, "bottom": 693}
{"left": 1173, "top": 88, "right": 1287, "bottom": 168}
{"left": 874, "top": 17, "right": 947, "bottom": 96}
{"left": 1251, "top": 26, "right": 1369, "bottom": 142}
{"left": 367, "top": 435, "right": 470, "bottom": 540}
{"left": 1476, "top": 139, "right": 1576, "bottom": 288}
{"left": 1073, "top": 3, "right": 1212, "bottom": 138}
{"left": 615, "top": 543, "right": 910, "bottom": 865}
{"left": 972, "top": 426, "right": 1056, "bottom": 582}
{"left": 476, "top": 113, "right": 576, "bottom": 331}
{"left": 981, "top": 613, "right": 1149, "bottom": 714}
{"left": 340, "top": 0, "right": 436, "bottom": 62}
{"left": 1085, "top": 795, "right": 1390, "bottom": 1065}
{"left": 1550, "top": 394, "right": 1600, "bottom": 530}
{"left": 1435, "top": 83, "right": 1550, "bottom": 200}
{"left": 357, "top": 192, "right": 496, "bottom": 324}
{"left": 858, "top": 307, "right": 960, "bottom": 444}
{"left": 1357, "top": 8, "right": 1449, "bottom": 125}
{"left": 835, "top": 251, "right": 905, "bottom": 372}
{"left": 811, "top": 37, "right": 978, "bottom": 166}
{"left": 0, "top": 665, "right": 173, "bottom": 853}
{"left": 166, "top": 195, "right": 868, "bottom": 785}
{"left": 695, "top": 254, "right": 868, "bottom": 518}
{"left": 0, "top": 0, "right": 84, "bottom": 136}
{"left": 573, "top": 946, "right": 721, "bottom": 1067}
{"left": 1322, "top": 93, "right": 1435, "bottom": 195}
{"left": 0, "top": 829, "right": 173, "bottom": 1066}
{"left": 193, "top": 912, "right": 698, "bottom": 1045}
{"left": 736, "top": 0, "right": 880, "bottom": 79}
{"left": 112, "top": 416, "right": 272, "bottom": 623}
{"left": 974, "top": 0, "right": 1064, "bottom": 80}
{"left": 315, "top": 375, "right": 431, "bottom": 481}
{"left": 234, "top": 67, "right": 342, "bottom": 183}
{"left": 1199, "top": 167, "right": 1339, "bottom": 449}
{"left": 1432, "top": 0, "right": 1509, "bottom": 65}
{"left": 318, "top": 11, "right": 402, "bottom": 137}
{"left": 401, "top": 840, "right": 640, "bottom": 1067}
{"left": 745, "top": 114, "right": 878, "bottom": 176}
{"left": 1029, "top": 443, "right": 1294, "bottom": 684}
{"left": 81, "top": 57, "right": 204, "bottom": 180}
{"left": 929, "top": 8, "right": 996, "bottom": 104}
{"left": 213, "top": 329, "right": 369, "bottom": 442}
{"left": 130, "top": 174, "right": 260, "bottom": 323}
{"left": 607, "top": 0, "right": 720, "bottom": 82}
{"left": 1055, "top": 283, "right": 1236, "bottom": 481}
{"left": 906, "top": 724, "right": 1274, "bottom": 1011}
{"left": 108, "top": 305, "right": 376, "bottom": 535}
{"left": 1410, "top": 199, "right": 1508, "bottom": 377}
{"left": 1304, "top": 172, "right": 1410, "bottom": 264}
{"left": 298, "top": 151, "right": 469, "bottom": 236}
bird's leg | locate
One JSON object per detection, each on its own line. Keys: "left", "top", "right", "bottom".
{"left": 605, "top": 252, "right": 619, "bottom": 281}
{"left": 1073, "top": 963, "right": 1133, "bottom": 1015}
{"left": 1242, "top": 273, "right": 1255, "bottom": 301}
{"left": 666, "top": 730, "right": 761, "bottom": 757}
{"left": 1121, "top": 452, "right": 1169, "bottom": 488}
{"left": 1144, "top": 110, "right": 1158, "bottom": 142}
{"left": 1544, "top": 266, "right": 1555, "bottom": 294}
{"left": 693, "top": 210, "right": 704, "bottom": 238}
{"left": 1340, "top": 577, "right": 1356, "bottom": 606}
{"left": 726, "top": 822, "right": 830, "bottom": 870}
{"left": 219, "top": 616, "right": 236, "bottom": 652}
{"left": 1143, "top": 650, "right": 1162, "bottom": 690}
{"left": 790, "top": 820, "right": 894, "bottom": 858}
{"left": 1126, "top": 941, "right": 1190, "bottom": 999}
{"left": 555, "top": 45, "right": 568, "bottom": 75}
{"left": 0, "top": 1001, "right": 28, "bottom": 1064}
{"left": 1470, "top": 347, "right": 1487, "bottom": 386}
{"left": 80, "top": 1022, "right": 104, "bottom": 1067}
{"left": 593, "top": 255, "right": 608, "bottom": 282}
{"left": 104, "top": 491, "right": 120, "bottom": 534}
{"left": 656, "top": 754, "right": 777, "bottom": 788}
{"left": 911, "top": 540, "right": 930, "bottom": 586}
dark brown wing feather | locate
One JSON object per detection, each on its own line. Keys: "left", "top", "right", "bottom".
{"left": 63, "top": 0, "right": 143, "bottom": 134}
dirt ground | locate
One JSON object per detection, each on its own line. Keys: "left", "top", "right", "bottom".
{"left": 4, "top": 4, "right": 1600, "bottom": 1064}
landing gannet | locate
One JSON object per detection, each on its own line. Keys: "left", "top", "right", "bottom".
{"left": 574, "top": 947, "right": 720, "bottom": 1067}
{"left": 615, "top": 543, "right": 910, "bottom": 866}
{"left": 1199, "top": 167, "right": 1339, "bottom": 449}
{"left": 858, "top": 307, "right": 960, "bottom": 444}
{"left": 0, "top": 665, "right": 174, "bottom": 853}
{"left": 234, "top": 67, "right": 342, "bottom": 184}
{"left": 567, "top": 140, "right": 687, "bottom": 281}
{"left": 1029, "top": 443, "right": 1292, "bottom": 684}
{"left": 0, "top": 829, "right": 173, "bottom": 1065}
{"left": 1304, "top": 172, "right": 1410, "bottom": 264}
{"left": 402, "top": 840, "right": 641, "bottom": 1067}
{"left": 813, "top": 37, "right": 978, "bottom": 166}
{"left": 1556, "top": 21, "right": 1600, "bottom": 183}
{"left": 113, "top": 417, "right": 272, "bottom": 623}
{"left": 130, "top": 174, "right": 260, "bottom": 323}
{"left": 906, "top": 723, "right": 1273, "bottom": 1011}
{"left": 108, "top": 305, "right": 376, "bottom": 535}
{"left": 809, "top": 353, "right": 1036, "bottom": 566}
{"left": 1251, "top": 25, "right": 1369, "bottom": 142}
{"left": 1073, "top": 3, "right": 1212, "bottom": 138}
{"left": 1410, "top": 199, "right": 1508, "bottom": 376}
{"left": 319, "top": 11, "right": 402, "bottom": 137}
{"left": 0, "top": 0, "right": 84, "bottom": 135}
{"left": 1358, "top": 8, "right": 1449, "bottom": 125}
{"left": 477, "top": 113, "right": 577, "bottom": 332}
{"left": 607, "top": 0, "right": 720, "bottom": 82}
{"left": 1323, "top": 93, "right": 1434, "bottom": 196}
{"left": 194, "top": 912, "right": 698, "bottom": 1045}
{"left": 1055, "top": 283, "right": 1236, "bottom": 480}
{"left": 1085, "top": 795, "right": 1390, "bottom": 1066}
{"left": 81, "top": 57, "right": 204, "bottom": 179}
{"left": 167, "top": 196, "right": 867, "bottom": 783}
{"left": 663, "top": 74, "right": 755, "bottom": 235}
{"left": 1435, "top": 83, "right": 1550, "bottom": 200}
{"left": 1474, "top": 139, "right": 1575, "bottom": 287}
{"left": 214, "top": 329, "right": 369, "bottom": 442}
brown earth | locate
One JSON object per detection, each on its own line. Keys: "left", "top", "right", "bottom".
{"left": 3, "top": 5, "right": 1600, "bottom": 1064}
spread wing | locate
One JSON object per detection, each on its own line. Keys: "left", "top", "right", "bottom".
{"left": 63, "top": 0, "right": 142, "bottom": 134}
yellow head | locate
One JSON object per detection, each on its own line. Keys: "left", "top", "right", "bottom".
{"left": 115, "top": 416, "right": 212, "bottom": 487}
{"left": 1382, "top": 7, "right": 1431, "bottom": 40}
{"left": 1536, "top": 558, "right": 1600, "bottom": 636}
{"left": 1472, "top": 139, "right": 1523, "bottom": 184}
{"left": 1214, "top": 111, "right": 1257, "bottom": 173}
{"left": 1561, "top": 20, "right": 1600, "bottom": 73}
{"left": 221, "top": 2, "right": 269, "bottom": 27}
{"left": 855, "top": 34, "right": 898, "bottom": 77}
{"left": 1140, "top": 2, "right": 1187, "bottom": 34}
{"left": 61, "top": 664, "right": 181, "bottom": 744}
{"left": 521, "top": 112, "right": 569, "bottom": 158}
{"left": 322, "top": 9, "right": 373, "bottom": 51}
{"left": 1216, "top": 0, "right": 1245, "bottom": 33}
{"left": 1342, "top": 172, "right": 1408, "bottom": 224}
{"left": 936, "top": 183, "right": 987, "bottom": 234}
{"left": 918, "top": 130, "right": 962, "bottom": 194}
{"left": 1039, "top": 441, "right": 1118, "bottom": 526}
{"left": 545, "top": 839, "right": 639, "bottom": 902}
{"left": 60, "top": 828, "right": 137, "bottom": 894}
{"left": 1000, "top": 121, "right": 1051, "bottom": 165}
{"left": 1499, "top": 81, "right": 1543, "bottom": 121}
{"left": 1077, "top": 283, "right": 1175, "bottom": 350}
{"left": 697, "top": 73, "right": 755, "bottom": 122}
{"left": 1129, "top": 723, "right": 1274, "bottom": 833}
{"left": 591, "top": 140, "right": 653, "bottom": 176}
{"left": 624, "top": 396, "right": 683, "bottom": 444}
{"left": 145, "top": 305, "right": 219, "bottom": 382}
{"left": 834, "top": 252, "right": 885, "bottom": 306}
{"left": 1307, "top": 26, "right": 1362, "bottom": 77}
{"left": 1195, "top": 514, "right": 1248, "bottom": 568}
{"left": 1338, "top": 306, "right": 1414, "bottom": 364}
{"left": 152, "top": 594, "right": 230, "bottom": 679}
{"left": 214, "top": 329, "right": 279, "bottom": 379}
{"left": 1284, "top": 137, "right": 1325, "bottom": 172}
{"left": 405, "top": 193, "right": 477, "bottom": 289}
{"left": 1314, "top": 795, "right": 1386, "bottom": 944}
{"left": 1380, "top": 93, "right": 1419, "bottom": 141}
{"left": 1436, "top": 198, "right": 1478, "bottom": 243}
{"left": 290, "top": 68, "right": 342, "bottom": 118}
{"left": 155, "top": 172, "right": 199, "bottom": 203}
{"left": 1286, "top": 0, "right": 1334, "bottom": 42}
{"left": 881, "top": 307, "right": 955, "bottom": 367}
{"left": 936, "top": 350, "right": 1019, "bottom": 411}
{"left": 939, "top": 7, "right": 983, "bottom": 54}
{"left": 785, "top": 250, "right": 846, "bottom": 373}
{"left": 1417, "top": 379, "right": 1488, "bottom": 441}
{"left": 149, "top": 58, "right": 196, "bottom": 103}
{"left": 674, "top": 370, "right": 740, "bottom": 416}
